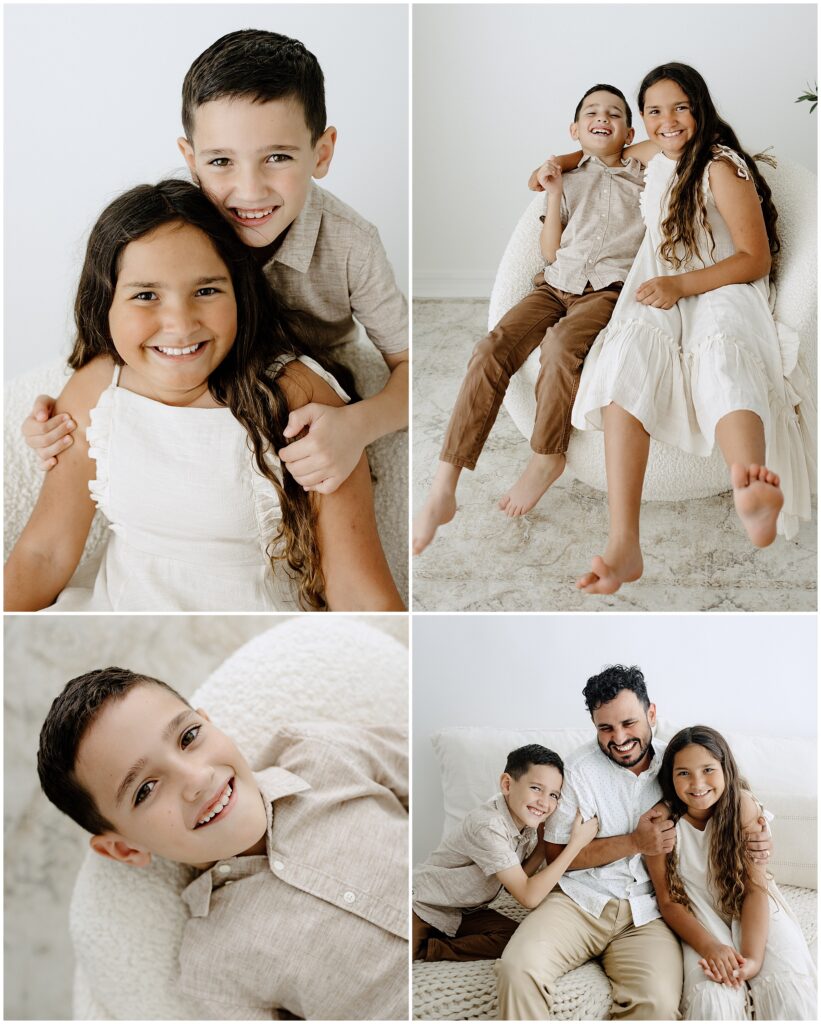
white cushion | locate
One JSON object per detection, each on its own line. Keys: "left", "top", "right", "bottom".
{"left": 69, "top": 618, "right": 408, "bottom": 1020}
{"left": 490, "top": 159, "right": 817, "bottom": 500}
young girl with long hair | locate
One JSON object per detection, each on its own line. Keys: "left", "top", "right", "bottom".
{"left": 568, "top": 63, "right": 813, "bottom": 593}
{"left": 646, "top": 726, "right": 816, "bottom": 1020}
{"left": 4, "top": 181, "right": 402, "bottom": 611}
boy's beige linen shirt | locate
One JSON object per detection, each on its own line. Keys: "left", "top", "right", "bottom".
{"left": 412, "top": 793, "right": 538, "bottom": 935}
{"left": 177, "top": 722, "right": 408, "bottom": 1021}
{"left": 544, "top": 154, "right": 646, "bottom": 294}
{"left": 263, "top": 183, "right": 408, "bottom": 355}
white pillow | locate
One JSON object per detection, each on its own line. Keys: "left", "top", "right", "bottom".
{"left": 70, "top": 618, "right": 408, "bottom": 1020}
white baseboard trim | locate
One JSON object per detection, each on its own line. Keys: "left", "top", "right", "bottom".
{"left": 413, "top": 272, "right": 493, "bottom": 298}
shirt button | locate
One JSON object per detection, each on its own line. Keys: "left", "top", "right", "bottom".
{"left": 343, "top": 891, "right": 357, "bottom": 904}
{"left": 273, "top": 860, "right": 285, "bottom": 871}
{"left": 224, "top": 880, "right": 234, "bottom": 886}
{"left": 217, "top": 864, "right": 231, "bottom": 875}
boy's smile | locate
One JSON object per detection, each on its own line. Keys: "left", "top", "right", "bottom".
{"left": 501, "top": 764, "right": 563, "bottom": 831}
{"left": 75, "top": 683, "right": 268, "bottom": 868}
{"left": 570, "top": 90, "right": 634, "bottom": 165}
{"left": 178, "top": 96, "right": 335, "bottom": 249}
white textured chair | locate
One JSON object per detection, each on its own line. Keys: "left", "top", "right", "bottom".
{"left": 413, "top": 723, "right": 817, "bottom": 1021}
{"left": 3, "top": 337, "right": 408, "bottom": 602}
{"left": 68, "top": 618, "right": 408, "bottom": 1019}
{"left": 490, "top": 159, "right": 817, "bottom": 500}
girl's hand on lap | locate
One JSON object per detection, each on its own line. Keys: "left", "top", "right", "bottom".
{"left": 280, "top": 402, "right": 367, "bottom": 495}
{"left": 734, "top": 956, "right": 760, "bottom": 982}
{"left": 635, "top": 275, "right": 683, "bottom": 309}
{"left": 698, "top": 943, "right": 745, "bottom": 987}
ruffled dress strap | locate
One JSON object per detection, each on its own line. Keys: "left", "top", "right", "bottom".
{"left": 85, "top": 363, "right": 122, "bottom": 512}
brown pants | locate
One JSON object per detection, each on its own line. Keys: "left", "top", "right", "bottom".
{"left": 441, "top": 275, "right": 622, "bottom": 468}
{"left": 413, "top": 908, "right": 519, "bottom": 962}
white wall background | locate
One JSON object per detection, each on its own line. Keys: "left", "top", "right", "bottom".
{"left": 413, "top": 613, "right": 817, "bottom": 863}
{"left": 4, "top": 3, "right": 408, "bottom": 379}
{"left": 414, "top": 3, "right": 817, "bottom": 297}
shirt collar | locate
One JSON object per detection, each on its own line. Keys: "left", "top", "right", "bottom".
{"left": 578, "top": 152, "right": 638, "bottom": 174}
{"left": 180, "top": 767, "right": 312, "bottom": 918}
{"left": 493, "top": 792, "right": 536, "bottom": 845}
{"left": 263, "top": 182, "right": 322, "bottom": 274}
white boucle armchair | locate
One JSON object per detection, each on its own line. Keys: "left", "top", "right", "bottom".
{"left": 490, "top": 159, "right": 817, "bottom": 500}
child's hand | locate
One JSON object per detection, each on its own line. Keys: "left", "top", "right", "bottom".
{"left": 697, "top": 943, "right": 745, "bottom": 987}
{"left": 279, "top": 403, "right": 367, "bottom": 494}
{"left": 569, "top": 809, "right": 598, "bottom": 848}
{"left": 734, "top": 956, "right": 761, "bottom": 983}
{"left": 635, "top": 275, "right": 684, "bottom": 309}
{"left": 536, "top": 157, "right": 563, "bottom": 196}
{"left": 22, "top": 395, "right": 76, "bottom": 470}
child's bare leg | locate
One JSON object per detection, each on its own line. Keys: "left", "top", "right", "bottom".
{"left": 714, "top": 411, "right": 782, "bottom": 547}
{"left": 499, "top": 452, "right": 566, "bottom": 516}
{"left": 413, "top": 461, "right": 461, "bottom": 555}
{"left": 577, "top": 404, "right": 647, "bottom": 594}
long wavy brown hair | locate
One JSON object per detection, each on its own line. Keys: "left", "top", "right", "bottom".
{"left": 69, "top": 179, "right": 357, "bottom": 610}
{"left": 659, "top": 725, "right": 765, "bottom": 919}
{"left": 638, "top": 63, "right": 780, "bottom": 270}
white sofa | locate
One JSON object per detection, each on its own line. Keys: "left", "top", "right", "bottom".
{"left": 489, "top": 158, "right": 817, "bottom": 501}
{"left": 413, "top": 723, "right": 817, "bottom": 1020}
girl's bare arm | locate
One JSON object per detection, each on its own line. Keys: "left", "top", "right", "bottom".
{"left": 5, "top": 359, "right": 110, "bottom": 609}
{"left": 737, "top": 792, "right": 770, "bottom": 973}
{"left": 280, "top": 362, "right": 404, "bottom": 611}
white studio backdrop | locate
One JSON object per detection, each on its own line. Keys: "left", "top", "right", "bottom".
{"left": 3, "top": 3, "right": 408, "bottom": 380}
{"left": 412, "top": 613, "right": 818, "bottom": 864}
{"left": 414, "top": 3, "right": 817, "bottom": 298}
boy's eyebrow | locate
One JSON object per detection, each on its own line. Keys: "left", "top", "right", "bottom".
{"left": 199, "top": 144, "right": 302, "bottom": 157}
{"left": 120, "top": 276, "right": 231, "bottom": 289}
{"left": 115, "top": 709, "right": 195, "bottom": 805}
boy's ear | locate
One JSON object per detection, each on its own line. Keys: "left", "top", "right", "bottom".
{"left": 500, "top": 772, "right": 512, "bottom": 795}
{"left": 569, "top": 122, "right": 580, "bottom": 141}
{"left": 90, "top": 833, "right": 152, "bottom": 868}
{"left": 177, "top": 137, "right": 198, "bottom": 180}
{"left": 312, "top": 126, "right": 337, "bottom": 180}
{"left": 625, "top": 126, "right": 635, "bottom": 146}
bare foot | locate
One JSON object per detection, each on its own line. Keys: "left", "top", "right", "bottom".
{"left": 498, "top": 453, "right": 566, "bottom": 517}
{"left": 731, "top": 463, "right": 783, "bottom": 548}
{"left": 575, "top": 540, "right": 643, "bottom": 594}
{"left": 413, "top": 488, "right": 457, "bottom": 554}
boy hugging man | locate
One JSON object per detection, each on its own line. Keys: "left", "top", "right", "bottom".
{"left": 38, "top": 669, "right": 408, "bottom": 1020}
{"left": 413, "top": 84, "right": 645, "bottom": 554}
{"left": 412, "top": 744, "right": 597, "bottom": 962}
{"left": 26, "top": 29, "right": 407, "bottom": 496}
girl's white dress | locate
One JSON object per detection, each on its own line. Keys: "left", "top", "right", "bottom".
{"left": 676, "top": 814, "right": 816, "bottom": 1020}
{"left": 55, "top": 355, "right": 348, "bottom": 611}
{"left": 571, "top": 146, "right": 814, "bottom": 539}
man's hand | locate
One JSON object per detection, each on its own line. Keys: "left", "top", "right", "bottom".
{"left": 279, "top": 403, "right": 367, "bottom": 494}
{"left": 631, "top": 806, "right": 676, "bottom": 856}
{"left": 22, "top": 395, "right": 76, "bottom": 470}
{"left": 744, "top": 815, "right": 773, "bottom": 864}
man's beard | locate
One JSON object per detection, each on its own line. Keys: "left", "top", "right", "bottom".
{"left": 601, "top": 733, "right": 652, "bottom": 769}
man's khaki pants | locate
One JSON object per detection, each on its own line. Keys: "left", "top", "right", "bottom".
{"left": 495, "top": 891, "right": 683, "bottom": 1020}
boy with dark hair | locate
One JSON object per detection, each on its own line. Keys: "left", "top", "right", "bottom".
{"left": 414, "top": 84, "right": 645, "bottom": 553}
{"left": 38, "top": 669, "right": 408, "bottom": 1020}
{"left": 26, "top": 28, "right": 407, "bottom": 500}
{"left": 412, "top": 743, "right": 597, "bottom": 962}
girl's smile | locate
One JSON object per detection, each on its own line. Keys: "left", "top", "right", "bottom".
{"left": 641, "top": 79, "right": 697, "bottom": 159}
{"left": 107, "top": 221, "right": 238, "bottom": 406}
{"left": 672, "top": 743, "right": 726, "bottom": 822}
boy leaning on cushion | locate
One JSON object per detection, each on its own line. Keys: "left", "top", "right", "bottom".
{"left": 38, "top": 668, "right": 408, "bottom": 1020}
{"left": 412, "top": 743, "right": 597, "bottom": 962}
{"left": 23, "top": 29, "right": 407, "bottom": 496}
